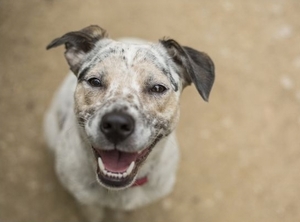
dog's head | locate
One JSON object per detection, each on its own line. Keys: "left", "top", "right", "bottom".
{"left": 47, "top": 25, "right": 215, "bottom": 190}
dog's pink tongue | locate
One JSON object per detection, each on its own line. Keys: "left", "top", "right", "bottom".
{"left": 99, "top": 150, "right": 138, "bottom": 172}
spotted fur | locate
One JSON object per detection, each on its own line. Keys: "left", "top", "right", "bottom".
{"left": 44, "top": 25, "right": 215, "bottom": 221}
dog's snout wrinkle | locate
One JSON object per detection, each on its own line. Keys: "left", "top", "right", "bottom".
{"left": 100, "top": 112, "right": 135, "bottom": 144}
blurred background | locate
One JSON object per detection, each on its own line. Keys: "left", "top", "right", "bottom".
{"left": 0, "top": 0, "right": 300, "bottom": 221}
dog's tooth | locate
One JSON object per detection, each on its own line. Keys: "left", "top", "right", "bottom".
{"left": 103, "top": 169, "right": 108, "bottom": 176}
{"left": 107, "top": 172, "right": 113, "bottom": 177}
{"left": 98, "top": 157, "right": 105, "bottom": 172}
{"left": 126, "top": 161, "right": 135, "bottom": 175}
{"left": 122, "top": 172, "right": 127, "bottom": 178}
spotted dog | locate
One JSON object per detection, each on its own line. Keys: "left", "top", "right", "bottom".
{"left": 44, "top": 25, "right": 215, "bottom": 221}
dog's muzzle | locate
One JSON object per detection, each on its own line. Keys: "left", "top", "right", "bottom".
{"left": 91, "top": 111, "right": 159, "bottom": 189}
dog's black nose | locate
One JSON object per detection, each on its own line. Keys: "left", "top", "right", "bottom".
{"left": 100, "top": 112, "right": 134, "bottom": 144}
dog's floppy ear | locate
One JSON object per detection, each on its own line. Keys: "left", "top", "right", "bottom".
{"left": 46, "top": 25, "right": 108, "bottom": 75}
{"left": 160, "top": 39, "right": 215, "bottom": 101}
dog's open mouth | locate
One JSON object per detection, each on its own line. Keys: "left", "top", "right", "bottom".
{"left": 92, "top": 147, "right": 152, "bottom": 189}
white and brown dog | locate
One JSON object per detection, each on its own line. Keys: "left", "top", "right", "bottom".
{"left": 44, "top": 25, "right": 215, "bottom": 221}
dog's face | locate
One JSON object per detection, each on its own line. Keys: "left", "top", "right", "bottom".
{"left": 47, "top": 25, "right": 215, "bottom": 190}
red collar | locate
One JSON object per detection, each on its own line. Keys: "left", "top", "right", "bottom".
{"left": 131, "top": 176, "right": 148, "bottom": 187}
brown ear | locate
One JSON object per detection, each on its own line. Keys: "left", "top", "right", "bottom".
{"left": 46, "top": 25, "right": 108, "bottom": 75}
{"left": 160, "top": 39, "right": 215, "bottom": 101}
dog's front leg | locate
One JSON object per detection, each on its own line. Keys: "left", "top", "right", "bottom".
{"left": 80, "top": 204, "right": 104, "bottom": 222}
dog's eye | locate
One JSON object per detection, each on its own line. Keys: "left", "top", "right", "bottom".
{"left": 88, "top": 78, "right": 102, "bottom": 87}
{"left": 150, "top": 84, "right": 167, "bottom": 93}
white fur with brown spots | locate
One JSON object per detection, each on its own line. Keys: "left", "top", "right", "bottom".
{"left": 44, "top": 25, "right": 215, "bottom": 221}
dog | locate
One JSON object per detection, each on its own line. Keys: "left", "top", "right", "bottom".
{"left": 44, "top": 25, "right": 215, "bottom": 221}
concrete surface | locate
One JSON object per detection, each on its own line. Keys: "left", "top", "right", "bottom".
{"left": 1, "top": 0, "right": 300, "bottom": 221}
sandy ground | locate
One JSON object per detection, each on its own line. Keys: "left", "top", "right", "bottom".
{"left": 1, "top": 0, "right": 300, "bottom": 221}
